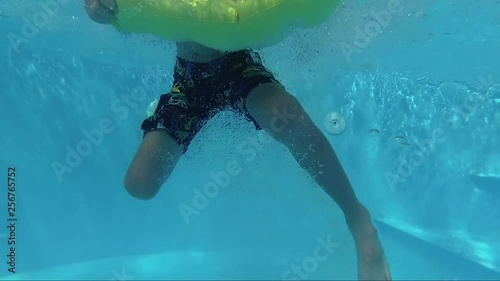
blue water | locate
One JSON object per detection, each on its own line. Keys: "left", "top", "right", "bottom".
{"left": 1, "top": 0, "right": 499, "bottom": 279}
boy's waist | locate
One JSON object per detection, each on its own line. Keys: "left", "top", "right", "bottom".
{"left": 175, "top": 49, "right": 260, "bottom": 77}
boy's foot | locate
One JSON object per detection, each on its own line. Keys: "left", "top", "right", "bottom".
{"left": 355, "top": 228, "right": 392, "bottom": 280}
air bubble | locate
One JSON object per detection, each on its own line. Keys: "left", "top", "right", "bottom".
{"left": 487, "top": 84, "right": 500, "bottom": 101}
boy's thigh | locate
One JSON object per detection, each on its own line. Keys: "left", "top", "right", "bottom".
{"left": 222, "top": 50, "right": 283, "bottom": 130}
{"left": 141, "top": 91, "right": 207, "bottom": 153}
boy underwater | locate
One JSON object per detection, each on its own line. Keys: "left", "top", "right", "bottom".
{"left": 84, "top": 0, "right": 392, "bottom": 279}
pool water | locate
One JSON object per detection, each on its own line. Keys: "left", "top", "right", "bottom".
{"left": 0, "top": 0, "right": 499, "bottom": 280}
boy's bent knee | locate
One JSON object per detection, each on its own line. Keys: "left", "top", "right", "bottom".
{"left": 124, "top": 176, "right": 160, "bottom": 200}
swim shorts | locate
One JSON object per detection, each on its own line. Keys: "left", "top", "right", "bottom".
{"left": 141, "top": 49, "right": 281, "bottom": 153}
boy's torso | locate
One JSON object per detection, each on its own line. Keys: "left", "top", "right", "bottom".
{"left": 176, "top": 42, "right": 228, "bottom": 63}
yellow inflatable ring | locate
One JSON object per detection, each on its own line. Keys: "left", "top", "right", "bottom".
{"left": 112, "top": 0, "right": 341, "bottom": 51}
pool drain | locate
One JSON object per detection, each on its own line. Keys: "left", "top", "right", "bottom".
{"left": 146, "top": 98, "right": 159, "bottom": 116}
{"left": 324, "top": 112, "right": 346, "bottom": 135}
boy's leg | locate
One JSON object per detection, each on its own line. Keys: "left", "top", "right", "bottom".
{"left": 245, "top": 82, "right": 391, "bottom": 280}
{"left": 124, "top": 130, "right": 182, "bottom": 200}
{"left": 245, "top": 83, "right": 362, "bottom": 214}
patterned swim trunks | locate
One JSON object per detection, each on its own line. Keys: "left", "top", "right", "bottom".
{"left": 141, "top": 49, "right": 281, "bottom": 153}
